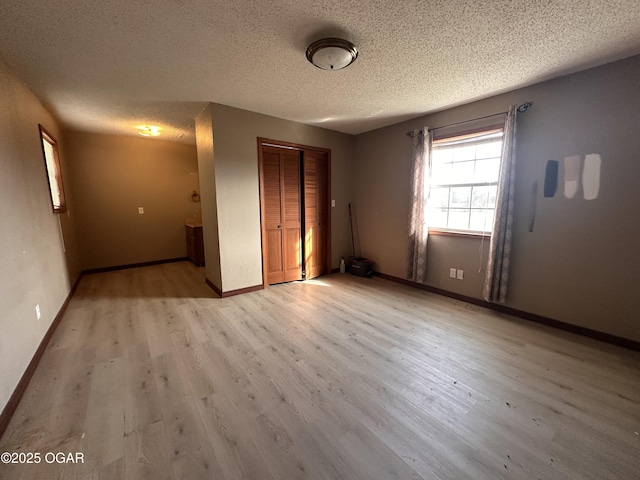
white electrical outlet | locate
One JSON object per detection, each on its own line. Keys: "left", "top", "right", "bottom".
{"left": 457, "top": 269, "right": 464, "bottom": 280}
{"left": 449, "top": 268, "right": 456, "bottom": 278}
{"left": 138, "top": 207, "right": 144, "bottom": 214}
{"left": 35, "top": 304, "right": 41, "bottom": 320}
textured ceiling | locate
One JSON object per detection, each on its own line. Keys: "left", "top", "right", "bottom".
{"left": 1, "top": 0, "right": 639, "bottom": 143}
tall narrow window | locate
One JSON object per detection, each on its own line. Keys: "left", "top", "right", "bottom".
{"left": 39, "top": 124, "right": 66, "bottom": 213}
{"left": 427, "top": 128, "right": 503, "bottom": 234}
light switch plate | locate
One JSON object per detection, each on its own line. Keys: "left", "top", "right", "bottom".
{"left": 449, "top": 268, "right": 456, "bottom": 278}
{"left": 457, "top": 270, "right": 464, "bottom": 280}
{"left": 331, "top": 200, "right": 335, "bottom": 207}
{"left": 138, "top": 207, "right": 144, "bottom": 214}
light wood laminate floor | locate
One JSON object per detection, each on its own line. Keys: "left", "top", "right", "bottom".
{"left": 1, "top": 261, "right": 639, "bottom": 479}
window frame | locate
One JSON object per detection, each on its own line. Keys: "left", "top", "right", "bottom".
{"left": 39, "top": 124, "right": 67, "bottom": 213}
{"left": 427, "top": 124, "right": 504, "bottom": 237}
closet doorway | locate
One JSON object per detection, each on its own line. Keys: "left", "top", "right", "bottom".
{"left": 258, "top": 138, "right": 331, "bottom": 286}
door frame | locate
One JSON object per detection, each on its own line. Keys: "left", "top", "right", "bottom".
{"left": 257, "top": 137, "right": 332, "bottom": 288}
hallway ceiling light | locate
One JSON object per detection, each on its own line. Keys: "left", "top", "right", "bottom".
{"left": 306, "top": 38, "right": 358, "bottom": 71}
{"left": 137, "top": 125, "right": 162, "bottom": 136}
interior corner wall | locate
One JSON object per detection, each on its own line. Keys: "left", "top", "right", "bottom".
{"left": 206, "top": 103, "right": 355, "bottom": 293}
{"left": 195, "top": 105, "right": 222, "bottom": 290}
{"left": 354, "top": 54, "right": 640, "bottom": 343}
{"left": 0, "top": 54, "right": 81, "bottom": 414}
{"left": 64, "top": 131, "right": 201, "bottom": 270}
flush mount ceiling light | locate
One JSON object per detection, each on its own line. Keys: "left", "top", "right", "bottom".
{"left": 136, "top": 125, "right": 162, "bottom": 137}
{"left": 306, "top": 38, "right": 358, "bottom": 71}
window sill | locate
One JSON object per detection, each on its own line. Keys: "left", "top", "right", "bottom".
{"left": 428, "top": 229, "right": 491, "bottom": 239}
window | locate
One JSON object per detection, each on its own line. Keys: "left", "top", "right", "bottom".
{"left": 427, "top": 128, "right": 503, "bottom": 234}
{"left": 39, "top": 124, "right": 67, "bottom": 213}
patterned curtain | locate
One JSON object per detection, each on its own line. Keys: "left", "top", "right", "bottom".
{"left": 407, "top": 127, "right": 433, "bottom": 283}
{"left": 483, "top": 105, "right": 517, "bottom": 303}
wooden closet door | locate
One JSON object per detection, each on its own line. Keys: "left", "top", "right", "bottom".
{"left": 261, "top": 146, "right": 302, "bottom": 285}
{"left": 282, "top": 151, "right": 302, "bottom": 282}
{"left": 304, "top": 151, "right": 328, "bottom": 279}
{"left": 262, "top": 147, "right": 285, "bottom": 284}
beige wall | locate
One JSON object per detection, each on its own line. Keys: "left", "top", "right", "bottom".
{"left": 198, "top": 103, "right": 355, "bottom": 293}
{"left": 0, "top": 55, "right": 80, "bottom": 413}
{"left": 64, "top": 131, "right": 201, "bottom": 270}
{"left": 195, "top": 105, "right": 222, "bottom": 290}
{"left": 354, "top": 55, "right": 640, "bottom": 342}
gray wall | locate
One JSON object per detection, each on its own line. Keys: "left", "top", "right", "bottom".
{"left": 354, "top": 55, "right": 640, "bottom": 342}
{"left": 0, "top": 55, "right": 80, "bottom": 413}
{"left": 197, "top": 103, "right": 355, "bottom": 293}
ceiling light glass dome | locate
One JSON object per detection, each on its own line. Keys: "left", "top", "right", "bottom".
{"left": 306, "top": 38, "right": 358, "bottom": 71}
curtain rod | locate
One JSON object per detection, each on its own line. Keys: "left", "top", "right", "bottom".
{"left": 406, "top": 101, "right": 534, "bottom": 137}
